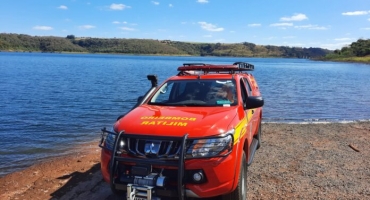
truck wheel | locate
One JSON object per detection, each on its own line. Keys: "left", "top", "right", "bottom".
{"left": 222, "top": 151, "right": 247, "bottom": 200}
{"left": 256, "top": 122, "right": 262, "bottom": 149}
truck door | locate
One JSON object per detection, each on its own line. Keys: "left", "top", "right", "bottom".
{"left": 242, "top": 77, "right": 258, "bottom": 134}
{"left": 239, "top": 79, "right": 253, "bottom": 141}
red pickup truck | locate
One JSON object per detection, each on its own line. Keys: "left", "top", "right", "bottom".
{"left": 99, "top": 62, "right": 264, "bottom": 200}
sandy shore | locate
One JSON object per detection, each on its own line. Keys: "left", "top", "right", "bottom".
{"left": 1, "top": 122, "right": 369, "bottom": 200}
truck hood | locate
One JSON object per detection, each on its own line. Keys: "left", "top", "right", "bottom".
{"left": 114, "top": 105, "right": 238, "bottom": 138}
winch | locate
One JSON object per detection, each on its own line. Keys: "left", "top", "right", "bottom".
{"left": 126, "top": 173, "right": 166, "bottom": 200}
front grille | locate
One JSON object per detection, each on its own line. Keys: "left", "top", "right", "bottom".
{"left": 122, "top": 134, "right": 189, "bottom": 160}
{"left": 100, "top": 129, "right": 190, "bottom": 199}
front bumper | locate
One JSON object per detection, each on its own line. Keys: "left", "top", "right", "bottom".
{"left": 99, "top": 128, "right": 238, "bottom": 199}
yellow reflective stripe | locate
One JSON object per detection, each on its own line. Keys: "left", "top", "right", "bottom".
{"left": 233, "top": 110, "right": 253, "bottom": 144}
{"left": 233, "top": 117, "right": 248, "bottom": 144}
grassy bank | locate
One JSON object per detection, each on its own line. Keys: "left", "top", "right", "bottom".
{"left": 320, "top": 55, "right": 370, "bottom": 64}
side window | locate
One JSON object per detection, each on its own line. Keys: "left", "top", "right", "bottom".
{"left": 239, "top": 79, "right": 248, "bottom": 108}
{"left": 243, "top": 78, "right": 253, "bottom": 96}
{"left": 177, "top": 82, "right": 186, "bottom": 97}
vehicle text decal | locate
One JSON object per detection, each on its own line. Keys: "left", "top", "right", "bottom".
{"left": 140, "top": 116, "right": 197, "bottom": 127}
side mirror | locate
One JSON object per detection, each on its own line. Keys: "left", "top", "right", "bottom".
{"left": 245, "top": 96, "right": 264, "bottom": 109}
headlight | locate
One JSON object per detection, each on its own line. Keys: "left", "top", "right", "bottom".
{"left": 101, "top": 127, "right": 116, "bottom": 151}
{"left": 105, "top": 132, "right": 116, "bottom": 151}
{"left": 186, "top": 134, "right": 233, "bottom": 158}
{"left": 103, "top": 128, "right": 127, "bottom": 153}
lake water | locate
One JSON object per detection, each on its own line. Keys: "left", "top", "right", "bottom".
{"left": 1, "top": 52, "right": 369, "bottom": 176}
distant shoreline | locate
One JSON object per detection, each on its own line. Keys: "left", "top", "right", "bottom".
{"left": 313, "top": 56, "right": 370, "bottom": 65}
{"left": 2, "top": 50, "right": 369, "bottom": 65}
{"left": 0, "top": 33, "right": 332, "bottom": 59}
{"left": 0, "top": 50, "right": 309, "bottom": 59}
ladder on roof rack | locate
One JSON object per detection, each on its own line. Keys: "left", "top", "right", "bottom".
{"left": 233, "top": 62, "right": 254, "bottom": 70}
{"left": 182, "top": 63, "right": 206, "bottom": 66}
{"left": 179, "top": 62, "right": 254, "bottom": 73}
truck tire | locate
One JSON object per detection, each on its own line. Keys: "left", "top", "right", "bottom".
{"left": 256, "top": 121, "right": 262, "bottom": 149}
{"left": 222, "top": 151, "right": 247, "bottom": 200}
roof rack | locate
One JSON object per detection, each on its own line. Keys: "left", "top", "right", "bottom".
{"left": 182, "top": 63, "right": 206, "bottom": 66}
{"left": 178, "top": 62, "right": 254, "bottom": 74}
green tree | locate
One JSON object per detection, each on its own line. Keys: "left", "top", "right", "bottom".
{"left": 66, "top": 35, "right": 75, "bottom": 40}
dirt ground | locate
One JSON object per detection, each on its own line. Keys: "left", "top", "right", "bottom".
{"left": 1, "top": 122, "right": 369, "bottom": 200}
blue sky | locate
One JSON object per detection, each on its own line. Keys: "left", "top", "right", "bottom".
{"left": 1, "top": 0, "right": 369, "bottom": 50}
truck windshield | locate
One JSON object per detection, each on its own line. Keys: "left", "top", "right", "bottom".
{"left": 149, "top": 79, "right": 237, "bottom": 106}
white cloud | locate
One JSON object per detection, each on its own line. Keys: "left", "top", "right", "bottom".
{"left": 33, "top": 26, "right": 53, "bottom": 30}
{"left": 79, "top": 25, "right": 96, "bottom": 30}
{"left": 203, "top": 35, "right": 212, "bottom": 38}
{"left": 270, "top": 23, "right": 293, "bottom": 27}
{"left": 248, "top": 23, "right": 261, "bottom": 27}
{"left": 294, "top": 24, "right": 328, "bottom": 30}
{"left": 198, "top": 22, "right": 224, "bottom": 32}
{"left": 109, "top": 3, "right": 131, "bottom": 10}
{"left": 342, "top": 11, "right": 368, "bottom": 16}
{"left": 280, "top": 13, "right": 308, "bottom": 21}
{"left": 197, "top": 0, "right": 209, "bottom": 4}
{"left": 152, "top": 1, "right": 159, "bottom": 5}
{"left": 169, "top": 4, "right": 173, "bottom": 7}
{"left": 58, "top": 5, "right": 68, "bottom": 10}
{"left": 361, "top": 27, "right": 370, "bottom": 30}
{"left": 113, "top": 21, "right": 128, "bottom": 25}
{"left": 120, "top": 27, "right": 136, "bottom": 31}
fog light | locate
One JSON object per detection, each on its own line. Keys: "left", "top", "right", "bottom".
{"left": 193, "top": 172, "right": 203, "bottom": 182}
{"left": 119, "top": 140, "right": 125, "bottom": 148}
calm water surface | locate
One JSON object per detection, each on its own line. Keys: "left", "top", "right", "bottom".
{"left": 0, "top": 52, "right": 369, "bottom": 176}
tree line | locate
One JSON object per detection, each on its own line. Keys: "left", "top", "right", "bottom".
{"left": 330, "top": 39, "right": 370, "bottom": 57}
{"left": 0, "top": 33, "right": 331, "bottom": 58}
{"left": 322, "top": 39, "right": 370, "bottom": 63}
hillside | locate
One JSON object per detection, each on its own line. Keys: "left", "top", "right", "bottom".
{"left": 0, "top": 33, "right": 331, "bottom": 58}
{"left": 321, "top": 39, "right": 370, "bottom": 64}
